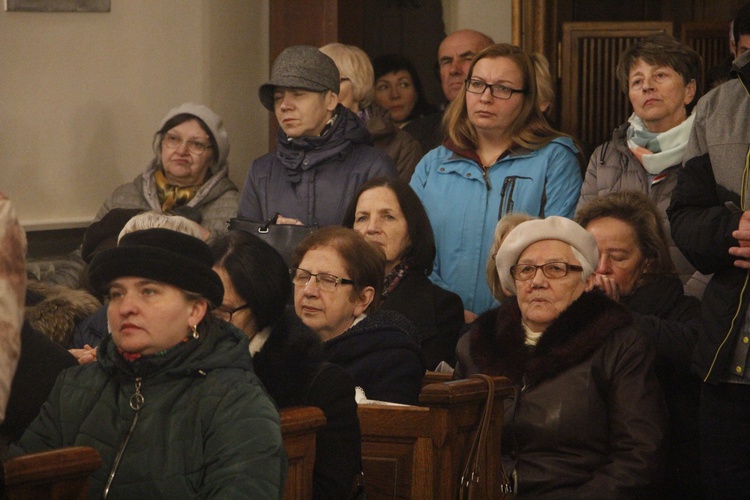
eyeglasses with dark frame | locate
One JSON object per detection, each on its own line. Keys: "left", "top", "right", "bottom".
{"left": 465, "top": 78, "right": 526, "bottom": 100}
{"left": 213, "top": 303, "right": 251, "bottom": 322}
{"left": 510, "top": 262, "right": 584, "bottom": 281}
{"left": 163, "top": 133, "right": 212, "bottom": 155}
{"left": 289, "top": 267, "right": 354, "bottom": 292}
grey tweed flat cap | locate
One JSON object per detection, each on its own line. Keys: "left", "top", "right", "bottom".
{"left": 259, "top": 45, "right": 340, "bottom": 111}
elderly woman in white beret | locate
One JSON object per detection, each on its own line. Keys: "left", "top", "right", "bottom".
{"left": 455, "top": 216, "right": 666, "bottom": 498}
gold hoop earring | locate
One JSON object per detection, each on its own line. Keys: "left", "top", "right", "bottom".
{"left": 191, "top": 324, "right": 199, "bottom": 339}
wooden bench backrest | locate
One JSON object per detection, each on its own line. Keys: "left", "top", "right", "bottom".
{"left": 1, "top": 446, "right": 102, "bottom": 500}
{"left": 280, "top": 406, "right": 326, "bottom": 500}
{"left": 358, "top": 376, "right": 514, "bottom": 500}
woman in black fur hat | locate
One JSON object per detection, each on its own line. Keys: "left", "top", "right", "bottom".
{"left": 11, "top": 228, "right": 286, "bottom": 498}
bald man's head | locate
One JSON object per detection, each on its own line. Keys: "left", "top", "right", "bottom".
{"left": 438, "top": 29, "right": 494, "bottom": 102}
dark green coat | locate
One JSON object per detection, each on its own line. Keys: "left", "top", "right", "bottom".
{"left": 11, "top": 320, "right": 286, "bottom": 499}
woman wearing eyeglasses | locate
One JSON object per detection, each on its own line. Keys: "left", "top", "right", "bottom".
{"left": 210, "top": 230, "right": 362, "bottom": 500}
{"left": 46, "top": 103, "right": 238, "bottom": 290}
{"left": 291, "top": 227, "right": 426, "bottom": 405}
{"left": 455, "top": 216, "right": 667, "bottom": 497}
{"left": 96, "top": 102, "right": 238, "bottom": 242}
{"left": 410, "top": 44, "right": 581, "bottom": 320}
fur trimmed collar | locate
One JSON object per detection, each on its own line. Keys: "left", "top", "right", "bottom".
{"left": 469, "top": 291, "right": 632, "bottom": 388}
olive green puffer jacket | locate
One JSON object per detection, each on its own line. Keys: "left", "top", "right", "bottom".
{"left": 11, "top": 320, "right": 286, "bottom": 499}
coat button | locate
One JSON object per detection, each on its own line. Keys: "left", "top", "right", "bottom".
{"left": 736, "top": 366, "right": 743, "bottom": 374}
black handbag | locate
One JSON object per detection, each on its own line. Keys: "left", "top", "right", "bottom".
{"left": 227, "top": 214, "right": 317, "bottom": 266}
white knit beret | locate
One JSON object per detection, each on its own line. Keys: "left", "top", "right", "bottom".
{"left": 495, "top": 216, "right": 599, "bottom": 295}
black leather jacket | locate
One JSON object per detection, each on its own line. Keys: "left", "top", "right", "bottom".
{"left": 456, "top": 291, "right": 667, "bottom": 498}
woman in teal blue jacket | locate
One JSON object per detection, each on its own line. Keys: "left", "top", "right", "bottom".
{"left": 410, "top": 44, "right": 581, "bottom": 317}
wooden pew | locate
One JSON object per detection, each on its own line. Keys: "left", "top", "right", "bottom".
{"left": 1, "top": 446, "right": 102, "bottom": 500}
{"left": 280, "top": 406, "right": 326, "bottom": 500}
{"left": 420, "top": 370, "right": 452, "bottom": 389}
{"left": 358, "top": 376, "right": 514, "bottom": 500}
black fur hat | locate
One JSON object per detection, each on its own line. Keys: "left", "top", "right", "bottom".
{"left": 88, "top": 228, "right": 223, "bottom": 306}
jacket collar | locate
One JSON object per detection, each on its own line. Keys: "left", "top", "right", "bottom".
{"left": 275, "top": 104, "right": 372, "bottom": 183}
{"left": 469, "top": 291, "right": 632, "bottom": 388}
{"left": 444, "top": 138, "right": 527, "bottom": 167}
{"left": 731, "top": 50, "right": 750, "bottom": 85}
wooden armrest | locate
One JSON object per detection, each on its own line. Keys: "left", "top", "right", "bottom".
{"left": 419, "top": 375, "right": 514, "bottom": 405}
{"left": 2, "top": 446, "right": 101, "bottom": 486}
{"left": 280, "top": 406, "right": 326, "bottom": 436}
{"left": 421, "top": 370, "right": 453, "bottom": 388}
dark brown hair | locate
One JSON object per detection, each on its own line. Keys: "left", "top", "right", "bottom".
{"left": 615, "top": 34, "right": 702, "bottom": 111}
{"left": 342, "top": 177, "right": 436, "bottom": 275}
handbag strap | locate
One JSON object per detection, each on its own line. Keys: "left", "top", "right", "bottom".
{"left": 260, "top": 212, "right": 280, "bottom": 231}
{"left": 460, "top": 374, "right": 512, "bottom": 499}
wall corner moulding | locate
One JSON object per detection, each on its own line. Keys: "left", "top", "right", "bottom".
{"left": 5, "top": 0, "right": 110, "bottom": 12}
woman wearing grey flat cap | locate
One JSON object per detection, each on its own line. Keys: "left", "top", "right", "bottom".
{"left": 238, "top": 45, "right": 397, "bottom": 227}
{"left": 455, "top": 216, "right": 667, "bottom": 498}
{"left": 11, "top": 228, "right": 286, "bottom": 499}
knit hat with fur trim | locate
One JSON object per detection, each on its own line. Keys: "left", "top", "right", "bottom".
{"left": 259, "top": 45, "right": 340, "bottom": 111}
{"left": 88, "top": 228, "right": 223, "bottom": 306}
{"left": 155, "top": 103, "right": 230, "bottom": 168}
{"left": 495, "top": 216, "right": 599, "bottom": 295}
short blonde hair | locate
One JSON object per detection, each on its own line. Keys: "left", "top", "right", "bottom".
{"left": 486, "top": 212, "right": 536, "bottom": 301}
{"left": 530, "top": 52, "right": 554, "bottom": 116}
{"left": 319, "top": 43, "right": 374, "bottom": 109}
{"left": 118, "top": 211, "right": 204, "bottom": 242}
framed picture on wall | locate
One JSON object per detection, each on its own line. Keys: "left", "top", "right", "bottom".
{"left": 5, "top": 0, "right": 110, "bottom": 12}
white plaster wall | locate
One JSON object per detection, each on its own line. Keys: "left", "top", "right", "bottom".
{"left": 442, "top": 0, "right": 512, "bottom": 44}
{"left": 0, "top": 0, "right": 268, "bottom": 229}
{"left": 1, "top": 0, "right": 510, "bottom": 229}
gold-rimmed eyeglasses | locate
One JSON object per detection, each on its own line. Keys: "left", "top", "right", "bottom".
{"left": 163, "top": 133, "right": 212, "bottom": 155}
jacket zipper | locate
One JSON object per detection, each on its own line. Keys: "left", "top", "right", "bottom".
{"left": 102, "top": 377, "right": 144, "bottom": 499}
{"left": 482, "top": 165, "right": 492, "bottom": 190}
{"left": 704, "top": 72, "right": 750, "bottom": 382}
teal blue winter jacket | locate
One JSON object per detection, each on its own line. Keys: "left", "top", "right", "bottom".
{"left": 410, "top": 138, "right": 581, "bottom": 314}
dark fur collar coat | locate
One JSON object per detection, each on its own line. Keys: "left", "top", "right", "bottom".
{"left": 458, "top": 290, "right": 632, "bottom": 387}
{"left": 455, "top": 291, "right": 667, "bottom": 498}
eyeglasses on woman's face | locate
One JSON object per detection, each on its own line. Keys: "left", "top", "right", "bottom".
{"left": 163, "top": 133, "right": 212, "bottom": 155}
{"left": 213, "top": 303, "right": 251, "bottom": 322}
{"left": 465, "top": 78, "right": 526, "bottom": 100}
{"left": 510, "top": 262, "right": 583, "bottom": 281}
{"left": 289, "top": 267, "right": 354, "bottom": 292}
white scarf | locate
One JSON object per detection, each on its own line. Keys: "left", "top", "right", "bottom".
{"left": 626, "top": 113, "right": 694, "bottom": 175}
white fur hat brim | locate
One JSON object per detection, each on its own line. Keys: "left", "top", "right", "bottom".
{"left": 495, "top": 216, "right": 599, "bottom": 295}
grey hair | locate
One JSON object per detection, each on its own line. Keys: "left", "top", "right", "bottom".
{"left": 118, "top": 211, "right": 203, "bottom": 242}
